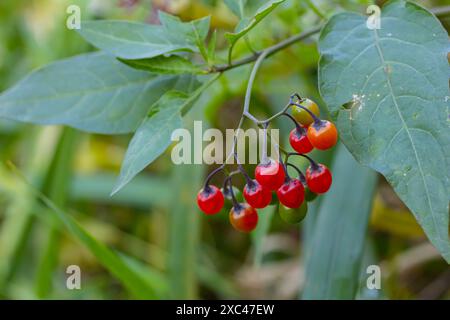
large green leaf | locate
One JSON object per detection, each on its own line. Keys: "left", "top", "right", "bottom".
{"left": 303, "top": 144, "right": 377, "bottom": 299}
{"left": 0, "top": 53, "right": 195, "bottom": 134}
{"left": 318, "top": 0, "right": 450, "bottom": 262}
{"left": 225, "top": 0, "right": 286, "bottom": 60}
{"left": 77, "top": 13, "right": 210, "bottom": 60}
{"left": 112, "top": 75, "right": 219, "bottom": 195}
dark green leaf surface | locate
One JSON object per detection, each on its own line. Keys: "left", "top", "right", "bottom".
{"left": 303, "top": 144, "right": 377, "bottom": 299}
{"left": 0, "top": 53, "right": 195, "bottom": 134}
{"left": 318, "top": 0, "right": 450, "bottom": 262}
{"left": 78, "top": 13, "right": 210, "bottom": 60}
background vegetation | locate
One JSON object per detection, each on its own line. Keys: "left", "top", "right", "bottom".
{"left": 0, "top": 0, "right": 448, "bottom": 300}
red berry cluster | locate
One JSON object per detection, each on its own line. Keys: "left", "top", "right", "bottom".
{"left": 197, "top": 94, "right": 338, "bottom": 232}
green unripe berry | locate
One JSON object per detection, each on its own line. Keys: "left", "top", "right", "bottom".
{"left": 279, "top": 201, "right": 308, "bottom": 224}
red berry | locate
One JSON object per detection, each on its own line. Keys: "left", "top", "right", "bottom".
{"left": 197, "top": 185, "right": 224, "bottom": 215}
{"left": 276, "top": 178, "right": 305, "bottom": 209}
{"left": 307, "top": 120, "right": 338, "bottom": 150}
{"left": 243, "top": 179, "right": 272, "bottom": 209}
{"left": 255, "top": 159, "right": 285, "bottom": 191}
{"left": 289, "top": 128, "right": 313, "bottom": 154}
{"left": 306, "top": 164, "right": 332, "bottom": 194}
{"left": 229, "top": 203, "right": 258, "bottom": 233}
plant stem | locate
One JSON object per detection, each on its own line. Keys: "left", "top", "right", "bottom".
{"left": 213, "top": 26, "right": 322, "bottom": 73}
{"left": 286, "top": 152, "right": 319, "bottom": 170}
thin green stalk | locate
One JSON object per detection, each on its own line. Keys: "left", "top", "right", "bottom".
{"left": 34, "top": 127, "right": 79, "bottom": 298}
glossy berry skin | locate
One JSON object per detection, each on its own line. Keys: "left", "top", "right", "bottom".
{"left": 229, "top": 203, "right": 258, "bottom": 233}
{"left": 243, "top": 180, "right": 272, "bottom": 209}
{"left": 307, "top": 120, "right": 338, "bottom": 150}
{"left": 276, "top": 178, "right": 305, "bottom": 209}
{"left": 306, "top": 164, "right": 332, "bottom": 194}
{"left": 255, "top": 159, "right": 286, "bottom": 191}
{"left": 279, "top": 201, "right": 308, "bottom": 224}
{"left": 289, "top": 128, "right": 313, "bottom": 154}
{"left": 291, "top": 98, "right": 320, "bottom": 126}
{"left": 197, "top": 185, "right": 224, "bottom": 215}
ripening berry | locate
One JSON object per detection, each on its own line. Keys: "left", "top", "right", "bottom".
{"left": 197, "top": 185, "right": 224, "bottom": 215}
{"left": 255, "top": 159, "right": 286, "bottom": 191}
{"left": 306, "top": 164, "right": 332, "bottom": 194}
{"left": 276, "top": 178, "right": 305, "bottom": 209}
{"left": 229, "top": 203, "right": 259, "bottom": 233}
{"left": 243, "top": 179, "right": 272, "bottom": 209}
{"left": 307, "top": 120, "right": 338, "bottom": 150}
{"left": 291, "top": 98, "right": 320, "bottom": 126}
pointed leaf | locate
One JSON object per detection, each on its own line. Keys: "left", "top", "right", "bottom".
{"left": 112, "top": 75, "right": 219, "bottom": 194}
{"left": 111, "top": 91, "right": 187, "bottom": 195}
{"left": 78, "top": 14, "right": 210, "bottom": 60}
{"left": 318, "top": 0, "right": 450, "bottom": 262}
{"left": 0, "top": 53, "right": 196, "bottom": 134}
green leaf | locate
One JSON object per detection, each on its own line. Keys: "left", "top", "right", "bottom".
{"left": 35, "top": 127, "right": 78, "bottom": 298}
{"left": 111, "top": 91, "right": 188, "bottom": 195}
{"left": 159, "top": 12, "right": 210, "bottom": 60}
{"left": 112, "top": 75, "right": 220, "bottom": 194}
{"left": 0, "top": 53, "right": 195, "bottom": 134}
{"left": 318, "top": 0, "right": 450, "bottom": 262}
{"left": 118, "top": 55, "right": 205, "bottom": 74}
{"left": 78, "top": 14, "right": 210, "bottom": 60}
{"left": 225, "top": 0, "right": 286, "bottom": 60}
{"left": 303, "top": 144, "right": 377, "bottom": 299}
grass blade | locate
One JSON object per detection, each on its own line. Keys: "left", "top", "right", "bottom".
{"left": 302, "top": 144, "right": 377, "bottom": 299}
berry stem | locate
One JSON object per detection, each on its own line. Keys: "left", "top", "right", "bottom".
{"left": 261, "top": 123, "right": 269, "bottom": 165}
{"left": 233, "top": 153, "right": 254, "bottom": 187}
{"left": 285, "top": 152, "right": 320, "bottom": 171}
{"left": 224, "top": 172, "right": 241, "bottom": 210}
{"left": 203, "top": 165, "right": 225, "bottom": 190}
{"left": 286, "top": 163, "right": 306, "bottom": 185}
{"left": 279, "top": 156, "right": 290, "bottom": 182}
{"left": 282, "top": 112, "right": 305, "bottom": 133}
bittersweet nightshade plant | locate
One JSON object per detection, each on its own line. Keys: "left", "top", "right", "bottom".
{"left": 0, "top": 0, "right": 449, "bottom": 300}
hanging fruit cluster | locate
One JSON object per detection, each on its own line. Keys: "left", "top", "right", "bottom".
{"left": 197, "top": 94, "right": 338, "bottom": 232}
